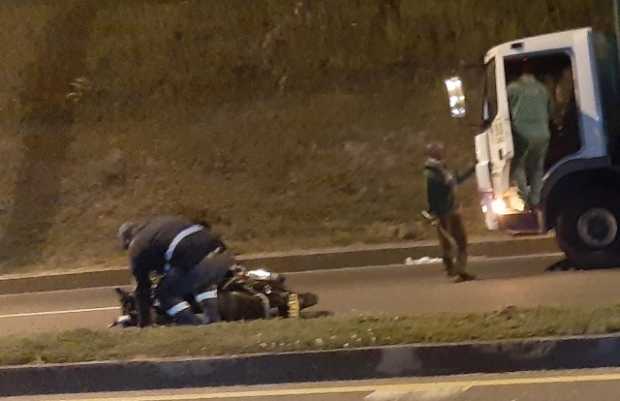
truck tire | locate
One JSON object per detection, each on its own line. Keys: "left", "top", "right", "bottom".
{"left": 556, "top": 190, "right": 620, "bottom": 268}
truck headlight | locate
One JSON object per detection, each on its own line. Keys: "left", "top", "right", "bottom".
{"left": 491, "top": 198, "right": 507, "bottom": 215}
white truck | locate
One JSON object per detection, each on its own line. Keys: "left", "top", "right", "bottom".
{"left": 446, "top": 18, "right": 620, "bottom": 267}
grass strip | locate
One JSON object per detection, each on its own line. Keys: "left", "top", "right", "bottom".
{"left": 3, "top": 305, "right": 620, "bottom": 366}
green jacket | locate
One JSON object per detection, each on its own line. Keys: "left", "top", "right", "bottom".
{"left": 507, "top": 74, "right": 552, "bottom": 142}
{"left": 424, "top": 159, "right": 475, "bottom": 217}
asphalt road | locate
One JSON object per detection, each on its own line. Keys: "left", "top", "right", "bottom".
{"left": 2, "top": 253, "right": 620, "bottom": 336}
{"left": 7, "top": 369, "right": 620, "bottom": 400}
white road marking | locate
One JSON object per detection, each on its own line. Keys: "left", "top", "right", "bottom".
{"left": 365, "top": 384, "right": 472, "bottom": 400}
{"left": 0, "top": 306, "right": 118, "bottom": 319}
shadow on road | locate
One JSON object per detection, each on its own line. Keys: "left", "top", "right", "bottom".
{"left": 545, "top": 258, "right": 620, "bottom": 273}
{"left": 545, "top": 259, "right": 582, "bottom": 272}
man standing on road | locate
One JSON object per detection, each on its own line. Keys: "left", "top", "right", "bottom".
{"left": 118, "top": 215, "right": 231, "bottom": 327}
{"left": 424, "top": 142, "right": 476, "bottom": 283}
{"left": 508, "top": 60, "right": 553, "bottom": 209}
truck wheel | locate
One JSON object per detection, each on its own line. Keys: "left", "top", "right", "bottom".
{"left": 556, "top": 191, "right": 620, "bottom": 268}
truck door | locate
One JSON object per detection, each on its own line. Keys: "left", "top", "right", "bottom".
{"left": 484, "top": 58, "right": 515, "bottom": 203}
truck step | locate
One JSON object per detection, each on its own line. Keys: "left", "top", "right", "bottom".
{"left": 499, "top": 211, "right": 543, "bottom": 235}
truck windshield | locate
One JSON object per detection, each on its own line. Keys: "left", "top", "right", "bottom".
{"left": 482, "top": 59, "right": 497, "bottom": 127}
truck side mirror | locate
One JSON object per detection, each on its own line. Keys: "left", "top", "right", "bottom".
{"left": 444, "top": 76, "right": 467, "bottom": 118}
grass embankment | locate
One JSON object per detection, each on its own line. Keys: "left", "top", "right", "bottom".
{"left": 0, "top": 0, "right": 605, "bottom": 274}
{"left": 3, "top": 305, "right": 620, "bottom": 367}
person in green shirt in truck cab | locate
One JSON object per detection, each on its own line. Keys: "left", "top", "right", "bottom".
{"left": 423, "top": 142, "right": 476, "bottom": 283}
{"left": 507, "top": 60, "right": 553, "bottom": 209}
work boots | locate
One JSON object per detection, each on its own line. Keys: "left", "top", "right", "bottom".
{"left": 196, "top": 285, "right": 221, "bottom": 324}
{"left": 171, "top": 308, "right": 203, "bottom": 325}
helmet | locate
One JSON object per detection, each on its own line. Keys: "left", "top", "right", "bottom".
{"left": 118, "top": 221, "right": 137, "bottom": 250}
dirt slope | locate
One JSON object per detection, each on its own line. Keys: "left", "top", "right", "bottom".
{"left": 0, "top": 0, "right": 608, "bottom": 272}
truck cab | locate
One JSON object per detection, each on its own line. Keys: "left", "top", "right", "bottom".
{"left": 455, "top": 27, "right": 620, "bottom": 267}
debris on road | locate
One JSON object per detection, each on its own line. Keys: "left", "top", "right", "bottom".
{"left": 405, "top": 256, "right": 443, "bottom": 265}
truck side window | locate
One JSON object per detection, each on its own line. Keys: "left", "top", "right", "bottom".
{"left": 482, "top": 59, "right": 497, "bottom": 125}
{"left": 547, "top": 61, "right": 581, "bottom": 169}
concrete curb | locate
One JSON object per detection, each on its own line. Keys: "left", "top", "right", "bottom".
{"left": 1, "top": 333, "right": 618, "bottom": 397}
{"left": 0, "top": 236, "right": 558, "bottom": 295}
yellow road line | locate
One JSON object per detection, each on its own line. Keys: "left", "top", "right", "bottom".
{"left": 51, "top": 371, "right": 620, "bottom": 401}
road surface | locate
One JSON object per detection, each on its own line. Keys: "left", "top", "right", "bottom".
{"left": 7, "top": 369, "right": 620, "bottom": 400}
{"left": 2, "top": 253, "right": 620, "bottom": 336}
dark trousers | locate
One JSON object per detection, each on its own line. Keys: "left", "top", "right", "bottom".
{"left": 437, "top": 211, "right": 468, "bottom": 276}
{"left": 157, "top": 255, "right": 231, "bottom": 315}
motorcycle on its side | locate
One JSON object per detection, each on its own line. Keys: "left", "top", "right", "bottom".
{"left": 111, "top": 266, "right": 323, "bottom": 327}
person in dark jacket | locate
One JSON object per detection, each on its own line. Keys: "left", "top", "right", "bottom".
{"left": 424, "top": 142, "right": 476, "bottom": 283}
{"left": 118, "top": 215, "right": 232, "bottom": 327}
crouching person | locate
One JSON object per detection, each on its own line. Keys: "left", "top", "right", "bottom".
{"left": 118, "top": 215, "right": 231, "bottom": 327}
